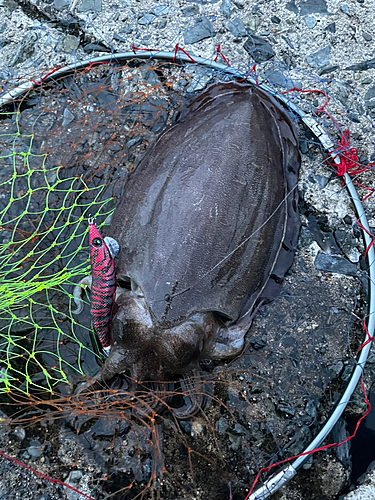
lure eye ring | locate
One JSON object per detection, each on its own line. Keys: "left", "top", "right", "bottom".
{"left": 92, "top": 237, "right": 102, "bottom": 247}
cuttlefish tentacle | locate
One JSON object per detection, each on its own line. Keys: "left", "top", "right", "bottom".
{"left": 72, "top": 276, "right": 92, "bottom": 315}
{"left": 171, "top": 366, "right": 212, "bottom": 420}
{"left": 72, "top": 275, "right": 125, "bottom": 315}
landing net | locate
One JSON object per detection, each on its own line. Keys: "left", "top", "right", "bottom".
{"left": 0, "top": 53, "right": 374, "bottom": 500}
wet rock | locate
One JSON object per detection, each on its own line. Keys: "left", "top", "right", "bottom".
{"left": 179, "top": 421, "right": 192, "bottom": 434}
{"left": 346, "top": 58, "right": 375, "bottom": 71}
{"left": 65, "top": 470, "right": 85, "bottom": 500}
{"left": 331, "top": 418, "right": 351, "bottom": 468}
{"left": 220, "top": 0, "right": 231, "bottom": 18}
{"left": 215, "top": 417, "right": 229, "bottom": 435}
{"left": 271, "top": 16, "right": 281, "bottom": 23}
{"left": 138, "top": 13, "right": 156, "bottom": 24}
{"left": 158, "top": 18, "right": 167, "bottom": 28}
{"left": 10, "top": 32, "right": 38, "bottom": 66}
{"left": 113, "top": 33, "right": 127, "bottom": 42}
{"left": 185, "top": 67, "right": 212, "bottom": 92}
{"left": 265, "top": 69, "right": 296, "bottom": 89}
{"left": 319, "top": 64, "right": 339, "bottom": 75}
{"left": 324, "top": 22, "right": 336, "bottom": 33}
{"left": 362, "top": 77, "right": 372, "bottom": 84}
{"left": 233, "top": 423, "right": 247, "bottom": 435}
{"left": 307, "top": 214, "right": 340, "bottom": 253}
{"left": 56, "top": 35, "right": 80, "bottom": 53}
{"left": 226, "top": 17, "right": 247, "bottom": 37}
{"left": 62, "top": 109, "right": 75, "bottom": 127}
{"left": 54, "top": 0, "right": 70, "bottom": 10}
{"left": 314, "top": 254, "right": 358, "bottom": 276}
{"left": 337, "top": 86, "right": 349, "bottom": 106}
{"left": 151, "top": 5, "right": 169, "bottom": 15}
{"left": 243, "top": 34, "right": 275, "bottom": 63}
{"left": 314, "top": 174, "right": 330, "bottom": 189}
{"left": 340, "top": 4, "right": 351, "bottom": 16}
{"left": 27, "top": 439, "right": 43, "bottom": 459}
{"left": 364, "top": 87, "right": 375, "bottom": 109}
{"left": 276, "top": 399, "right": 295, "bottom": 418}
{"left": 83, "top": 42, "right": 111, "bottom": 53}
{"left": 76, "top": 0, "right": 101, "bottom": 12}
{"left": 286, "top": 0, "right": 298, "bottom": 14}
{"left": 306, "top": 46, "right": 331, "bottom": 69}
{"left": 1, "top": 0, "right": 18, "bottom": 16}
{"left": 299, "top": 0, "right": 329, "bottom": 15}
{"left": 120, "top": 26, "right": 133, "bottom": 34}
{"left": 0, "top": 39, "right": 11, "bottom": 49}
{"left": 243, "top": 14, "right": 261, "bottom": 32}
{"left": 182, "top": 5, "right": 199, "bottom": 16}
{"left": 362, "top": 31, "right": 372, "bottom": 41}
{"left": 328, "top": 360, "right": 344, "bottom": 377}
{"left": 305, "top": 15, "right": 317, "bottom": 28}
{"left": 249, "top": 333, "right": 267, "bottom": 350}
{"left": 305, "top": 399, "right": 318, "bottom": 421}
{"left": 334, "top": 229, "right": 359, "bottom": 263}
{"left": 97, "top": 418, "right": 129, "bottom": 437}
{"left": 11, "top": 426, "right": 26, "bottom": 441}
{"left": 183, "top": 17, "right": 213, "bottom": 44}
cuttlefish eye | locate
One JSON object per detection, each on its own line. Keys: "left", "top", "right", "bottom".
{"left": 92, "top": 237, "right": 102, "bottom": 247}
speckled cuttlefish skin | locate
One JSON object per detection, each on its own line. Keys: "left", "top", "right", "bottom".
{"left": 80, "top": 81, "right": 301, "bottom": 418}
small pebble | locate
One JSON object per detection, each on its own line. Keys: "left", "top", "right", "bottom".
{"left": 182, "top": 5, "right": 199, "bottom": 16}
{"left": 324, "top": 22, "right": 336, "bottom": 33}
{"left": 362, "top": 31, "right": 372, "bottom": 42}
{"left": 226, "top": 17, "right": 247, "bottom": 37}
{"left": 340, "top": 4, "right": 351, "bottom": 16}
{"left": 151, "top": 5, "right": 168, "bottom": 16}
{"left": 138, "top": 13, "right": 156, "bottom": 25}
{"left": 12, "top": 426, "right": 26, "bottom": 441}
{"left": 215, "top": 417, "right": 229, "bottom": 435}
{"left": 270, "top": 16, "right": 281, "bottom": 24}
{"left": 304, "top": 15, "right": 317, "bottom": 28}
{"left": 220, "top": 0, "right": 231, "bottom": 18}
{"left": 76, "top": 0, "right": 101, "bottom": 12}
{"left": 184, "top": 17, "right": 213, "bottom": 45}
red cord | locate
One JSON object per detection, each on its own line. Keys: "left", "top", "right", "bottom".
{"left": 213, "top": 45, "right": 230, "bottom": 66}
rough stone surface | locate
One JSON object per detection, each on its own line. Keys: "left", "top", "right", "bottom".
{"left": 314, "top": 253, "right": 358, "bottom": 276}
{"left": 76, "top": 0, "right": 101, "bottom": 12}
{"left": 56, "top": 35, "right": 80, "bottom": 53}
{"left": 226, "top": 17, "right": 247, "bottom": 36}
{"left": 305, "top": 15, "right": 317, "bottom": 28}
{"left": 183, "top": 17, "right": 213, "bottom": 44}
{"left": 243, "top": 33, "right": 275, "bottom": 62}
{"left": 306, "top": 45, "right": 331, "bottom": 68}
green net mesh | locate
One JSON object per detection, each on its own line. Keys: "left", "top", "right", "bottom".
{"left": 0, "top": 60, "right": 190, "bottom": 397}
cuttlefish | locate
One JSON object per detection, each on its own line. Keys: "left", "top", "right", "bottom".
{"left": 75, "top": 81, "right": 301, "bottom": 418}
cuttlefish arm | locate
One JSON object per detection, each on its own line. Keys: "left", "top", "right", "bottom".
{"left": 72, "top": 275, "right": 92, "bottom": 315}
{"left": 72, "top": 275, "right": 126, "bottom": 315}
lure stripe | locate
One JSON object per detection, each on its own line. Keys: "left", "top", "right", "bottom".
{"left": 89, "top": 221, "right": 117, "bottom": 349}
